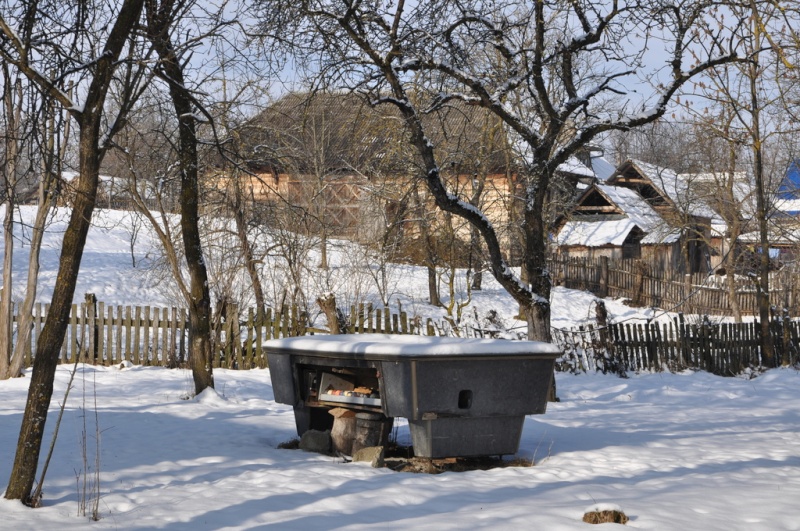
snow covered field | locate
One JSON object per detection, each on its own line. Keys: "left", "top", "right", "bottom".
{"left": 1, "top": 205, "right": 799, "bottom": 529}
{"left": 1, "top": 366, "right": 799, "bottom": 530}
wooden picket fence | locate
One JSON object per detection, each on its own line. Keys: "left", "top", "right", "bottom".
{"left": 548, "top": 256, "right": 800, "bottom": 317}
{"left": 8, "top": 297, "right": 439, "bottom": 369}
{"left": 8, "top": 295, "right": 798, "bottom": 377}
{"left": 552, "top": 316, "right": 800, "bottom": 376}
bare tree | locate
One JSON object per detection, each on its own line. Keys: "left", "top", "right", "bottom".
{"left": 0, "top": 64, "right": 23, "bottom": 378}
{"left": 1, "top": 0, "right": 147, "bottom": 504}
{"left": 3, "top": 78, "right": 71, "bottom": 379}
{"left": 144, "top": 0, "right": 222, "bottom": 394}
{"left": 690, "top": 3, "right": 800, "bottom": 363}
{"left": 256, "top": 0, "right": 743, "bottom": 341}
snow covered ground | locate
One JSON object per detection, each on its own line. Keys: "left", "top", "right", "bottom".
{"left": 1, "top": 205, "right": 799, "bottom": 529}
{"left": 1, "top": 366, "right": 799, "bottom": 530}
{"left": 0, "top": 205, "right": 658, "bottom": 332}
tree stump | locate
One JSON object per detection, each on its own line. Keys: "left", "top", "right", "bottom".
{"left": 352, "top": 412, "right": 394, "bottom": 455}
{"left": 329, "top": 408, "right": 357, "bottom": 455}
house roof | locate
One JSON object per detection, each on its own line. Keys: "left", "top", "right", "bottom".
{"left": 238, "top": 92, "right": 517, "bottom": 176}
{"left": 609, "top": 159, "right": 718, "bottom": 220}
{"left": 590, "top": 156, "right": 616, "bottom": 181}
{"left": 738, "top": 227, "right": 800, "bottom": 247}
{"left": 555, "top": 183, "right": 679, "bottom": 247}
{"left": 239, "top": 92, "right": 603, "bottom": 185}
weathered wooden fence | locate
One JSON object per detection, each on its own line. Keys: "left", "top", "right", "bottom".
{"left": 552, "top": 316, "right": 800, "bottom": 376}
{"left": 9, "top": 295, "right": 798, "bottom": 377}
{"left": 548, "top": 256, "right": 800, "bottom": 317}
{"left": 8, "top": 298, "right": 438, "bottom": 369}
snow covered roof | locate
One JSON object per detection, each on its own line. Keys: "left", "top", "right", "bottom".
{"left": 774, "top": 197, "right": 800, "bottom": 216}
{"left": 556, "top": 217, "right": 638, "bottom": 247}
{"left": 264, "top": 334, "right": 561, "bottom": 356}
{"left": 590, "top": 156, "right": 616, "bottom": 181}
{"left": 613, "top": 160, "right": 718, "bottom": 220}
{"left": 557, "top": 156, "right": 595, "bottom": 178}
{"left": 555, "top": 184, "right": 680, "bottom": 247}
{"left": 738, "top": 227, "right": 800, "bottom": 246}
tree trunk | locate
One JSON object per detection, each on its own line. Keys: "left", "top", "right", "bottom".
{"left": 232, "top": 179, "right": 266, "bottom": 312}
{"left": 319, "top": 232, "right": 329, "bottom": 270}
{"left": 427, "top": 265, "right": 441, "bottom": 307}
{"left": 4, "top": 0, "right": 145, "bottom": 502}
{"left": 5, "top": 126, "right": 102, "bottom": 503}
{"left": 8, "top": 95, "right": 66, "bottom": 380}
{"left": 522, "top": 169, "right": 552, "bottom": 342}
{"left": 750, "top": 51, "right": 773, "bottom": 364}
{"left": 725, "top": 238, "right": 742, "bottom": 323}
{"left": 0, "top": 202, "right": 13, "bottom": 378}
{"left": 8, "top": 183, "right": 56, "bottom": 379}
{"left": 0, "top": 68, "right": 21, "bottom": 379}
{"left": 469, "top": 227, "right": 483, "bottom": 290}
{"left": 317, "top": 293, "right": 345, "bottom": 334}
{"left": 146, "top": 4, "right": 214, "bottom": 395}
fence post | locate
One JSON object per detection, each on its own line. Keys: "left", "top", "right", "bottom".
{"left": 684, "top": 274, "right": 693, "bottom": 314}
{"left": 85, "top": 293, "right": 97, "bottom": 364}
{"left": 598, "top": 256, "right": 609, "bottom": 298}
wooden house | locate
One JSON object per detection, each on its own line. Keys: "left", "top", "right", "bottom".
{"left": 225, "top": 92, "right": 596, "bottom": 264}
{"left": 553, "top": 182, "right": 682, "bottom": 269}
{"left": 554, "top": 159, "right": 720, "bottom": 273}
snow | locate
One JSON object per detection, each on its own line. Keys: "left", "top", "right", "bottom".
{"left": 623, "top": 160, "right": 718, "bottom": 220}
{"left": 265, "top": 334, "right": 561, "bottom": 357}
{"left": 555, "top": 184, "right": 680, "bottom": 247}
{"left": 590, "top": 155, "right": 616, "bottom": 181}
{"left": 1, "top": 366, "right": 799, "bottom": 529}
{"left": 1, "top": 204, "right": 799, "bottom": 528}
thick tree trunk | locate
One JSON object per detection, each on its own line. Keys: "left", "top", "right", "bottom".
{"left": 522, "top": 167, "right": 552, "bottom": 342}
{"left": 5, "top": 128, "right": 101, "bottom": 503}
{"left": 317, "top": 293, "right": 346, "bottom": 334}
{"left": 146, "top": 9, "right": 214, "bottom": 394}
{"left": 4, "top": 0, "right": 145, "bottom": 502}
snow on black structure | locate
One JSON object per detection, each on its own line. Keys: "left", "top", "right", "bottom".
{"left": 265, "top": 334, "right": 560, "bottom": 459}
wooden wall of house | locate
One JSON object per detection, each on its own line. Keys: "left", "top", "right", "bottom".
{"left": 212, "top": 169, "right": 524, "bottom": 251}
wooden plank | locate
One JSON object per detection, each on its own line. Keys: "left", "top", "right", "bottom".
{"left": 69, "top": 303, "right": 78, "bottom": 363}
{"left": 245, "top": 308, "right": 255, "bottom": 369}
{"left": 170, "top": 307, "right": 179, "bottom": 367}
{"left": 142, "top": 306, "right": 151, "bottom": 366}
{"left": 161, "top": 307, "right": 169, "bottom": 367}
{"left": 105, "top": 305, "right": 114, "bottom": 365}
{"left": 152, "top": 307, "right": 161, "bottom": 366}
{"left": 114, "top": 306, "right": 123, "bottom": 363}
{"left": 96, "top": 302, "right": 106, "bottom": 365}
{"left": 133, "top": 306, "right": 142, "bottom": 365}
{"left": 179, "top": 308, "right": 187, "bottom": 364}
{"left": 86, "top": 300, "right": 96, "bottom": 365}
{"left": 233, "top": 305, "right": 243, "bottom": 370}
{"left": 124, "top": 306, "right": 133, "bottom": 363}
